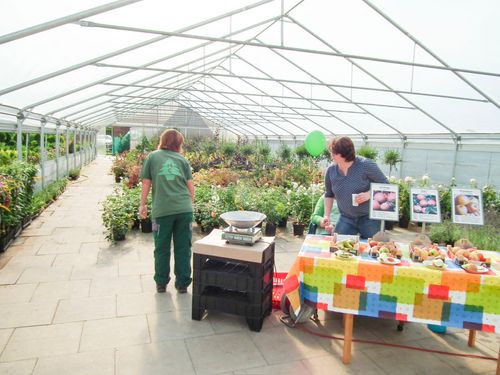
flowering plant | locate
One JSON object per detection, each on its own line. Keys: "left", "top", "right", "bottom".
{"left": 287, "top": 183, "right": 323, "bottom": 226}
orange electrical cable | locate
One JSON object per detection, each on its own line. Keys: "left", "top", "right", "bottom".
{"left": 292, "top": 323, "right": 497, "bottom": 361}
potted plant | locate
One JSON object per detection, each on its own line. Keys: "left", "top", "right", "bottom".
{"left": 288, "top": 184, "right": 322, "bottom": 236}
{"left": 383, "top": 149, "right": 402, "bottom": 177}
{"left": 111, "top": 155, "right": 127, "bottom": 183}
{"left": 357, "top": 145, "right": 378, "bottom": 160}
{"left": 255, "top": 187, "right": 288, "bottom": 236}
{"left": 102, "top": 188, "right": 133, "bottom": 241}
{"left": 397, "top": 178, "right": 411, "bottom": 228}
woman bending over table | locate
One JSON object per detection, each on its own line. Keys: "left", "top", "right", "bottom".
{"left": 323, "top": 136, "right": 388, "bottom": 239}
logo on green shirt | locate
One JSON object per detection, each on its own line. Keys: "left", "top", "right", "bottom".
{"left": 158, "top": 159, "right": 182, "bottom": 181}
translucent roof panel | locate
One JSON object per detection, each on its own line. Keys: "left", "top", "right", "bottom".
{"left": 1, "top": 0, "right": 499, "bottom": 139}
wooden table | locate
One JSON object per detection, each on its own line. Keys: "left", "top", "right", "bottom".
{"left": 283, "top": 235, "right": 500, "bottom": 369}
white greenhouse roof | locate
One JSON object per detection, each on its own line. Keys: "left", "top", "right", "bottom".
{"left": 1, "top": 0, "right": 500, "bottom": 141}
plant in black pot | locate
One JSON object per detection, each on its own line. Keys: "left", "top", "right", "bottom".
{"left": 256, "top": 187, "right": 288, "bottom": 237}
{"left": 140, "top": 195, "right": 153, "bottom": 233}
{"left": 102, "top": 189, "right": 133, "bottom": 242}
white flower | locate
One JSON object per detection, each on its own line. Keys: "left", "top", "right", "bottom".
{"left": 404, "top": 176, "right": 415, "bottom": 185}
{"left": 470, "top": 178, "right": 477, "bottom": 188}
{"left": 422, "top": 174, "right": 429, "bottom": 181}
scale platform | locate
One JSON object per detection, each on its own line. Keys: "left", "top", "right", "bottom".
{"left": 222, "top": 226, "right": 262, "bottom": 245}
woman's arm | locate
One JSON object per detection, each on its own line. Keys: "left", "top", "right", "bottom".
{"left": 311, "top": 196, "right": 325, "bottom": 226}
{"left": 186, "top": 179, "right": 195, "bottom": 205}
{"left": 139, "top": 178, "right": 152, "bottom": 219}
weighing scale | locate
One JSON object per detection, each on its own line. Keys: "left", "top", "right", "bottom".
{"left": 220, "top": 211, "right": 266, "bottom": 246}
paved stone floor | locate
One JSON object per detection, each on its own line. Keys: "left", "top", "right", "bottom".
{"left": 0, "top": 156, "right": 498, "bottom": 374}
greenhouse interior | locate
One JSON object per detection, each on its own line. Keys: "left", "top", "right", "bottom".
{"left": 0, "top": 1, "right": 499, "bottom": 374}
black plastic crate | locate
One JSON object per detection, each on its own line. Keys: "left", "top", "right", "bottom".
{"left": 192, "top": 286, "right": 272, "bottom": 319}
{"left": 193, "top": 260, "right": 273, "bottom": 293}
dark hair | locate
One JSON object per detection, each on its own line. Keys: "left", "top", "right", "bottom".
{"left": 329, "top": 136, "right": 355, "bottom": 162}
{"left": 158, "top": 129, "right": 184, "bottom": 152}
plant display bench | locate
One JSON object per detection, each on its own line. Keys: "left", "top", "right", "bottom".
{"left": 192, "top": 229, "right": 275, "bottom": 332}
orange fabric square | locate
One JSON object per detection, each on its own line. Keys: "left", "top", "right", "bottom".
{"left": 413, "top": 294, "right": 448, "bottom": 320}
{"left": 358, "top": 262, "right": 395, "bottom": 282}
{"left": 441, "top": 272, "right": 481, "bottom": 291}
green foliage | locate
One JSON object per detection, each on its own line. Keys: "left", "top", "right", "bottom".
{"left": 29, "top": 178, "right": 68, "bottom": 216}
{"left": 257, "top": 143, "right": 271, "bottom": 159}
{"left": 357, "top": 145, "right": 378, "bottom": 160}
{"left": 240, "top": 144, "right": 255, "bottom": 157}
{"left": 294, "top": 145, "right": 309, "bottom": 159}
{"left": 277, "top": 144, "right": 292, "bottom": 162}
{"left": 255, "top": 187, "right": 288, "bottom": 224}
{"left": 221, "top": 142, "right": 237, "bottom": 159}
{"left": 428, "top": 220, "right": 462, "bottom": 245}
{"left": 383, "top": 149, "right": 402, "bottom": 176}
{"left": 68, "top": 168, "right": 81, "bottom": 180}
{"left": 288, "top": 184, "right": 323, "bottom": 226}
{"left": 101, "top": 188, "right": 133, "bottom": 241}
{"left": 136, "top": 136, "right": 154, "bottom": 153}
{"left": 0, "top": 161, "right": 37, "bottom": 233}
{"left": 466, "top": 225, "right": 500, "bottom": 251}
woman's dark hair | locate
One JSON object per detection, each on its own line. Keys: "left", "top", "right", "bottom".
{"left": 158, "top": 129, "right": 184, "bottom": 152}
{"left": 329, "top": 136, "right": 355, "bottom": 162}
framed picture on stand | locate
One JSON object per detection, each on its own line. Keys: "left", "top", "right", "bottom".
{"left": 369, "top": 183, "right": 399, "bottom": 222}
{"left": 451, "top": 188, "right": 484, "bottom": 226}
{"left": 410, "top": 188, "right": 441, "bottom": 224}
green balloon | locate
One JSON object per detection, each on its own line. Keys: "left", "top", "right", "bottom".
{"left": 304, "top": 130, "right": 326, "bottom": 157}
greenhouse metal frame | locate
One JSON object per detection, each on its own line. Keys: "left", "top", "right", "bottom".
{"left": 1, "top": 0, "right": 500, "bottom": 186}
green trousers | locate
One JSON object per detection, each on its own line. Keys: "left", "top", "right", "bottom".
{"left": 153, "top": 212, "right": 193, "bottom": 287}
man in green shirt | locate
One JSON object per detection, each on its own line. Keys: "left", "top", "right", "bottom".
{"left": 140, "top": 129, "right": 195, "bottom": 293}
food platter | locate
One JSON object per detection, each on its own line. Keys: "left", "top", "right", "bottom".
{"left": 462, "top": 264, "right": 489, "bottom": 274}
{"left": 334, "top": 250, "right": 355, "bottom": 260}
{"left": 423, "top": 259, "right": 447, "bottom": 270}
{"left": 378, "top": 256, "right": 401, "bottom": 265}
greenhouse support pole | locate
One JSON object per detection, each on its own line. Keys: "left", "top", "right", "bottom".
{"left": 16, "top": 112, "right": 24, "bottom": 161}
{"left": 40, "top": 118, "right": 46, "bottom": 189}
{"left": 55, "top": 122, "right": 60, "bottom": 179}
{"left": 73, "top": 126, "right": 77, "bottom": 170}
{"left": 79, "top": 127, "right": 83, "bottom": 168}
{"left": 65, "top": 124, "right": 70, "bottom": 174}
{"left": 399, "top": 137, "right": 407, "bottom": 179}
{"left": 451, "top": 136, "right": 461, "bottom": 181}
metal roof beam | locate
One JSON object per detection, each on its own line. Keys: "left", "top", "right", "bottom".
{"left": 0, "top": 0, "right": 275, "bottom": 98}
{"left": 0, "top": 0, "right": 142, "bottom": 45}
{"left": 80, "top": 20, "right": 500, "bottom": 78}
{"left": 362, "top": 0, "right": 500, "bottom": 109}
{"left": 95, "top": 62, "right": 487, "bottom": 104}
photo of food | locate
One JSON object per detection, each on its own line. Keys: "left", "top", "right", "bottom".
{"left": 410, "top": 188, "right": 441, "bottom": 223}
{"left": 451, "top": 188, "right": 484, "bottom": 226}
{"left": 413, "top": 193, "right": 438, "bottom": 215}
{"left": 372, "top": 190, "right": 397, "bottom": 212}
{"left": 454, "top": 194, "right": 480, "bottom": 216}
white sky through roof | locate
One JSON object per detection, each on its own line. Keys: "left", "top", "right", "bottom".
{"left": 1, "top": 0, "right": 499, "bottom": 139}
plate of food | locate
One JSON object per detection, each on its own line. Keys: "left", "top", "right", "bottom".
{"left": 334, "top": 250, "right": 354, "bottom": 260}
{"left": 378, "top": 254, "right": 401, "bottom": 265}
{"left": 423, "top": 259, "right": 447, "bottom": 270}
{"left": 462, "top": 263, "right": 489, "bottom": 274}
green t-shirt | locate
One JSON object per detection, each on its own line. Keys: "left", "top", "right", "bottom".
{"left": 310, "top": 195, "right": 340, "bottom": 235}
{"left": 140, "top": 149, "right": 193, "bottom": 218}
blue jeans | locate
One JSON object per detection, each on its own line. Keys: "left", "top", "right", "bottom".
{"left": 334, "top": 214, "right": 381, "bottom": 239}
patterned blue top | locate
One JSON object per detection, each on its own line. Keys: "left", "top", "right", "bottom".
{"left": 325, "top": 156, "right": 388, "bottom": 219}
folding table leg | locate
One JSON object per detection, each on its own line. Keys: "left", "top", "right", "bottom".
{"left": 468, "top": 329, "right": 476, "bottom": 347}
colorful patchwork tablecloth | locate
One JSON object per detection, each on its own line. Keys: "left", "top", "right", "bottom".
{"left": 284, "top": 235, "right": 500, "bottom": 333}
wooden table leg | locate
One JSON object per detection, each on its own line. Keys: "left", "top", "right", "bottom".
{"left": 497, "top": 348, "right": 499, "bottom": 375}
{"left": 468, "top": 329, "right": 476, "bottom": 347}
{"left": 343, "top": 313, "right": 354, "bottom": 364}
